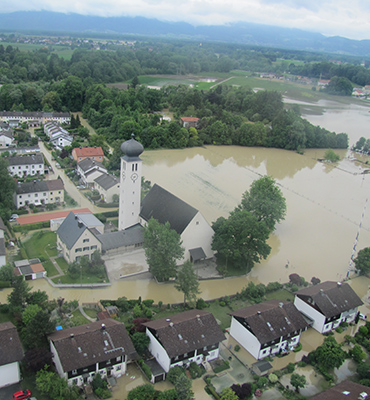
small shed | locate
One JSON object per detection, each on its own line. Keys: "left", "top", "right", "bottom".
{"left": 252, "top": 360, "right": 273, "bottom": 376}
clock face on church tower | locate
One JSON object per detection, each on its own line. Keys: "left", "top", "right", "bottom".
{"left": 131, "top": 172, "right": 138, "bottom": 182}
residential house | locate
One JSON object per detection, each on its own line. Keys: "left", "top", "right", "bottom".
{"left": 310, "top": 380, "right": 369, "bottom": 400}
{"left": 14, "top": 258, "right": 46, "bottom": 280}
{"left": 180, "top": 117, "right": 199, "bottom": 128}
{"left": 229, "top": 300, "right": 309, "bottom": 360}
{"left": 77, "top": 158, "right": 107, "bottom": 188}
{"left": 50, "top": 211, "right": 104, "bottom": 232}
{"left": 318, "top": 79, "right": 330, "bottom": 87}
{"left": 72, "top": 147, "right": 104, "bottom": 163}
{"left": 0, "top": 111, "right": 70, "bottom": 127}
{"left": 294, "top": 281, "right": 363, "bottom": 333}
{"left": 14, "top": 179, "right": 64, "bottom": 209}
{"left": 143, "top": 310, "right": 225, "bottom": 373}
{"left": 0, "top": 129, "right": 15, "bottom": 148}
{"left": 140, "top": 184, "right": 214, "bottom": 263}
{"left": 50, "top": 129, "right": 73, "bottom": 150}
{"left": 0, "top": 322, "right": 24, "bottom": 388}
{"left": 56, "top": 212, "right": 103, "bottom": 263}
{"left": 94, "top": 173, "right": 120, "bottom": 203}
{"left": 0, "top": 217, "right": 6, "bottom": 267}
{"left": 49, "top": 319, "right": 137, "bottom": 386}
{"left": 6, "top": 154, "right": 44, "bottom": 178}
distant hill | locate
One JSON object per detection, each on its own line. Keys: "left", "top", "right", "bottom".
{"left": 1, "top": 11, "right": 370, "bottom": 57}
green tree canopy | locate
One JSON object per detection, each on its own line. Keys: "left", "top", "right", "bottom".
{"left": 175, "top": 260, "right": 201, "bottom": 307}
{"left": 324, "top": 149, "right": 340, "bottom": 162}
{"left": 143, "top": 218, "right": 184, "bottom": 282}
{"left": 239, "top": 175, "right": 286, "bottom": 232}
{"left": 290, "top": 373, "right": 306, "bottom": 393}
{"left": 212, "top": 209, "right": 271, "bottom": 271}
{"left": 354, "top": 247, "right": 370, "bottom": 275}
{"left": 312, "top": 336, "right": 346, "bottom": 371}
{"left": 0, "top": 158, "right": 16, "bottom": 221}
{"left": 174, "top": 374, "right": 194, "bottom": 400}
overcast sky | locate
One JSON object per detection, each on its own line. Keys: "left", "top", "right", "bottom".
{"left": 2, "top": 0, "right": 370, "bottom": 41}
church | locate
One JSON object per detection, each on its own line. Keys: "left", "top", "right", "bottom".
{"left": 57, "top": 136, "right": 214, "bottom": 265}
{"left": 117, "top": 136, "right": 214, "bottom": 263}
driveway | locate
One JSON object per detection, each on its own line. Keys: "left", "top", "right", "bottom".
{"left": 0, "top": 383, "right": 21, "bottom": 400}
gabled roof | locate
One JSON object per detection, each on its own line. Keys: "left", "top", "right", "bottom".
{"left": 94, "top": 172, "right": 119, "bottom": 190}
{"left": 295, "top": 281, "right": 363, "bottom": 318}
{"left": 140, "top": 184, "right": 198, "bottom": 234}
{"left": 77, "top": 158, "right": 105, "bottom": 173}
{"left": 143, "top": 310, "right": 225, "bottom": 358}
{"left": 310, "top": 380, "right": 369, "bottom": 400}
{"left": 56, "top": 212, "right": 90, "bottom": 250}
{"left": 181, "top": 117, "right": 199, "bottom": 122}
{"left": 16, "top": 181, "right": 48, "bottom": 195}
{"left": 229, "top": 300, "right": 309, "bottom": 344}
{"left": 0, "top": 322, "right": 23, "bottom": 366}
{"left": 73, "top": 147, "right": 104, "bottom": 158}
{"left": 6, "top": 154, "right": 43, "bottom": 166}
{"left": 46, "top": 179, "right": 64, "bottom": 191}
{"left": 48, "top": 319, "right": 137, "bottom": 373}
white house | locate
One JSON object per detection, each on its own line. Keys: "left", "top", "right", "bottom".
{"left": 294, "top": 281, "right": 363, "bottom": 333}
{"left": 6, "top": 154, "right": 44, "bottom": 178}
{"left": 14, "top": 179, "right": 64, "bottom": 209}
{"left": 0, "top": 130, "right": 14, "bottom": 148}
{"left": 143, "top": 310, "right": 225, "bottom": 373}
{"left": 77, "top": 158, "right": 107, "bottom": 187}
{"left": 0, "top": 322, "right": 24, "bottom": 388}
{"left": 229, "top": 300, "right": 309, "bottom": 360}
{"left": 94, "top": 173, "right": 120, "bottom": 203}
{"left": 0, "top": 111, "right": 70, "bottom": 126}
{"left": 140, "top": 184, "right": 215, "bottom": 263}
{"left": 50, "top": 129, "right": 73, "bottom": 150}
{"left": 56, "top": 212, "right": 103, "bottom": 263}
{"left": 48, "top": 319, "right": 137, "bottom": 387}
{"left": 0, "top": 217, "right": 6, "bottom": 267}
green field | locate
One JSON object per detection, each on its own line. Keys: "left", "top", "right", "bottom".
{"left": 23, "top": 231, "right": 57, "bottom": 260}
{"left": 1, "top": 41, "right": 73, "bottom": 59}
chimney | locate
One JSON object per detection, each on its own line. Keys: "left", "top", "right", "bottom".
{"left": 337, "top": 282, "right": 342, "bottom": 287}
{"left": 101, "top": 323, "right": 105, "bottom": 330}
{"left": 257, "top": 311, "right": 261, "bottom": 315}
{"left": 70, "top": 333, "right": 74, "bottom": 338}
{"left": 279, "top": 302, "right": 284, "bottom": 308}
{"left": 169, "top": 322, "right": 174, "bottom": 327}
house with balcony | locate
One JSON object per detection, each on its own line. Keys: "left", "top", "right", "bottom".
{"left": 48, "top": 319, "right": 137, "bottom": 387}
{"left": 77, "top": 158, "right": 107, "bottom": 188}
{"left": 229, "top": 300, "right": 309, "bottom": 360}
{"left": 6, "top": 154, "right": 44, "bottom": 178}
{"left": 294, "top": 281, "right": 363, "bottom": 333}
{"left": 143, "top": 309, "right": 225, "bottom": 373}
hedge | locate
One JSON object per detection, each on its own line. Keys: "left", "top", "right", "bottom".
{"left": 13, "top": 221, "right": 50, "bottom": 232}
{"left": 94, "top": 210, "right": 118, "bottom": 218}
{"left": 96, "top": 202, "right": 119, "bottom": 208}
{"left": 0, "top": 281, "right": 11, "bottom": 288}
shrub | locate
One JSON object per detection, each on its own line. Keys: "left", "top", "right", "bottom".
{"left": 213, "top": 360, "right": 230, "bottom": 374}
{"left": 268, "top": 373, "right": 278, "bottom": 383}
{"left": 142, "top": 299, "right": 154, "bottom": 308}
{"left": 234, "top": 344, "right": 241, "bottom": 352}
{"left": 167, "top": 366, "right": 186, "bottom": 384}
{"left": 293, "top": 342, "right": 302, "bottom": 353}
{"left": 290, "top": 284, "right": 299, "bottom": 292}
{"left": 286, "top": 363, "right": 295, "bottom": 373}
{"left": 289, "top": 273, "right": 301, "bottom": 286}
{"left": 311, "top": 277, "right": 321, "bottom": 285}
{"left": 266, "top": 281, "right": 283, "bottom": 292}
{"left": 138, "top": 359, "right": 152, "bottom": 381}
{"left": 335, "top": 327, "right": 343, "bottom": 333}
{"left": 196, "top": 298, "right": 208, "bottom": 309}
{"left": 188, "top": 362, "right": 204, "bottom": 379}
{"left": 257, "top": 377, "right": 268, "bottom": 388}
{"left": 297, "top": 361, "right": 307, "bottom": 368}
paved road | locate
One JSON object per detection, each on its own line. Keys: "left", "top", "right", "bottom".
{"left": 39, "top": 141, "right": 117, "bottom": 214}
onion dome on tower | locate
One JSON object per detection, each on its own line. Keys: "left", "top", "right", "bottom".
{"left": 121, "top": 134, "right": 144, "bottom": 159}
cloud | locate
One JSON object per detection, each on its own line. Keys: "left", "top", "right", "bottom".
{"left": 1, "top": 0, "right": 370, "bottom": 40}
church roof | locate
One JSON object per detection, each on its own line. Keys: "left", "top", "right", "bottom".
{"left": 121, "top": 137, "right": 144, "bottom": 160}
{"left": 140, "top": 184, "right": 198, "bottom": 234}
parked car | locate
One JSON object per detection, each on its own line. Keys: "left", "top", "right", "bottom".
{"left": 9, "top": 214, "right": 19, "bottom": 222}
{"left": 359, "top": 313, "right": 367, "bottom": 321}
{"left": 13, "top": 389, "right": 32, "bottom": 400}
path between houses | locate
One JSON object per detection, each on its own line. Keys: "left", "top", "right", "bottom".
{"left": 79, "top": 304, "right": 96, "bottom": 322}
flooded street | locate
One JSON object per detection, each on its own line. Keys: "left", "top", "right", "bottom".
{"left": 1, "top": 98, "right": 370, "bottom": 305}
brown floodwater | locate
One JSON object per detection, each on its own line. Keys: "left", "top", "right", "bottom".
{"left": 1, "top": 98, "right": 370, "bottom": 305}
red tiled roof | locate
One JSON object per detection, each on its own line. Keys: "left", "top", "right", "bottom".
{"left": 181, "top": 117, "right": 199, "bottom": 122}
{"left": 73, "top": 147, "right": 104, "bottom": 158}
{"left": 17, "top": 208, "right": 91, "bottom": 225}
{"left": 30, "top": 263, "right": 45, "bottom": 273}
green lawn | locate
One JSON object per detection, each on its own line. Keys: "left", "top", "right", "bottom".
{"left": 83, "top": 308, "right": 98, "bottom": 319}
{"left": 43, "top": 259, "right": 59, "bottom": 278}
{"left": 52, "top": 269, "right": 109, "bottom": 284}
{"left": 71, "top": 309, "right": 90, "bottom": 326}
{"left": 23, "top": 231, "right": 57, "bottom": 260}
{"left": 55, "top": 256, "right": 69, "bottom": 274}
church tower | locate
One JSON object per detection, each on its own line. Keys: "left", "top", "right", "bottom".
{"left": 118, "top": 135, "right": 144, "bottom": 231}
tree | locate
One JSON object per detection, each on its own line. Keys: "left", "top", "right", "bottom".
{"left": 22, "top": 304, "right": 42, "bottom": 326}
{"left": 0, "top": 264, "right": 14, "bottom": 282}
{"left": 175, "top": 261, "right": 200, "bottom": 307}
{"left": 220, "top": 387, "right": 239, "bottom": 400}
{"left": 350, "top": 344, "right": 366, "bottom": 363}
{"left": 290, "top": 373, "right": 306, "bottom": 393}
{"left": 143, "top": 218, "right": 184, "bottom": 281}
{"left": 324, "top": 149, "right": 340, "bottom": 162}
{"left": 7, "top": 276, "right": 31, "bottom": 314}
{"left": 174, "top": 374, "right": 194, "bottom": 400}
{"left": 231, "top": 383, "right": 252, "bottom": 399}
{"left": 0, "top": 158, "right": 16, "bottom": 221}
{"left": 127, "top": 384, "right": 157, "bottom": 400}
{"left": 22, "top": 310, "right": 55, "bottom": 350}
{"left": 312, "top": 336, "right": 346, "bottom": 371}
{"left": 212, "top": 209, "right": 271, "bottom": 271}
{"left": 239, "top": 176, "right": 286, "bottom": 232}
{"left": 131, "top": 332, "right": 150, "bottom": 356}
{"left": 354, "top": 247, "right": 370, "bottom": 275}
{"left": 24, "top": 348, "right": 53, "bottom": 372}
{"left": 36, "top": 367, "right": 80, "bottom": 400}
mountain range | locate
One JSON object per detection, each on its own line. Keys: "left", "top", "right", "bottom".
{"left": 1, "top": 11, "right": 370, "bottom": 57}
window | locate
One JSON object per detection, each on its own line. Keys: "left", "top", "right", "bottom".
{"left": 43, "top": 193, "right": 46, "bottom": 196}
{"left": 91, "top": 245, "right": 97, "bottom": 250}
{"left": 72, "top": 369, "right": 77, "bottom": 376}
{"left": 116, "top": 356, "right": 121, "bottom": 362}
{"left": 83, "top": 247, "right": 89, "bottom": 251}
{"left": 28, "top": 194, "right": 31, "bottom": 197}
{"left": 75, "top": 248, "right": 82, "bottom": 253}
{"left": 19, "top": 195, "right": 22, "bottom": 198}
{"left": 83, "top": 239, "right": 90, "bottom": 243}
{"left": 19, "top": 202, "right": 22, "bottom": 205}
{"left": 35, "top": 194, "right": 38, "bottom": 197}
{"left": 50, "top": 192, "right": 53, "bottom": 195}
